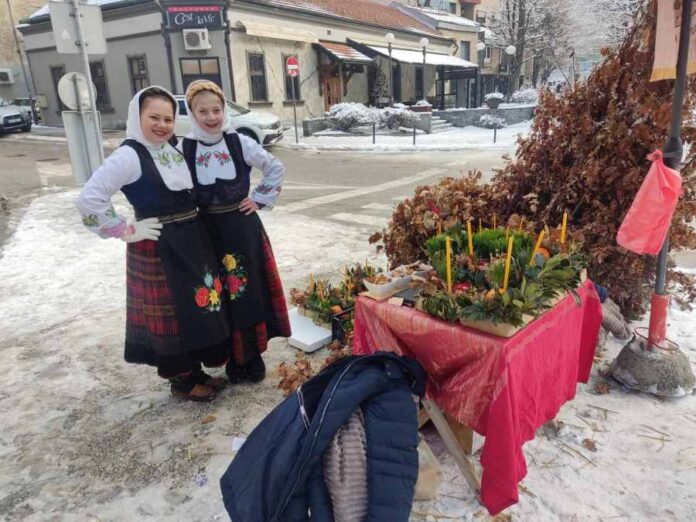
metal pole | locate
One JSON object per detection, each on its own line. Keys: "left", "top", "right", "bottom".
{"left": 291, "top": 77, "right": 298, "bottom": 144}
{"left": 70, "top": 0, "right": 103, "bottom": 163}
{"left": 477, "top": 50, "right": 483, "bottom": 108}
{"left": 388, "top": 44, "right": 393, "bottom": 107}
{"left": 372, "top": 121, "right": 376, "bottom": 144}
{"left": 5, "top": 0, "right": 38, "bottom": 123}
{"left": 422, "top": 46, "right": 427, "bottom": 101}
{"left": 72, "top": 73, "right": 94, "bottom": 178}
{"left": 493, "top": 107, "right": 498, "bottom": 144}
{"left": 649, "top": 0, "right": 692, "bottom": 347}
{"left": 413, "top": 120, "right": 416, "bottom": 146}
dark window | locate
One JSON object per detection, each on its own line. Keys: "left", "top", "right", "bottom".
{"left": 178, "top": 100, "right": 188, "bottom": 115}
{"left": 248, "top": 53, "right": 268, "bottom": 102}
{"left": 89, "top": 60, "right": 112, "bottom": 109}
{"left": 50, "top": 65, "right": 66, "bottom": 111}
{"left": 460, "top": 41, "right": 471, "bottom": 61}
{"left": 415, "top": 64, "right": 423, "bottom": 100}
{"left": 449, "top": 2, "right": 457, "bottom": 14}
{"left": 127, "top": 55, "right": 149, "bottom": 95}
{"left": 283, "top": 55, "right": 301, "bottom": 101}
{"left": 180, "top": 58, "right": 222, "bottom": 92}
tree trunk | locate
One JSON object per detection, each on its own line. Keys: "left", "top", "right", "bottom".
{"left": 510, "top": 0, "right": 527, "bottom": 97}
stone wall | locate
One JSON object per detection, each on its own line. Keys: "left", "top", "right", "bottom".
{"left": 433, "top": 105, "right": 535, "bottom": 127}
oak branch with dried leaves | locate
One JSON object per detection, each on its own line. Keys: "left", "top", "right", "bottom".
{"left": 372, "top": 3, "right": 695, "bottom": 318}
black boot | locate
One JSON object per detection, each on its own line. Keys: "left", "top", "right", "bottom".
{"left": 192, "top": 365, "right": 228, "bottom": 392}
{"left": 170, "top": 373, "right": 217, "bottom": 402}
{"left": 246, "top": 355, "right": 266, "bottom": 383}
{"left": 226, "top": 359, "right": 248, "bottom": 384}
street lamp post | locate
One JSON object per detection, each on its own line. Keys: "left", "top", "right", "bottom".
{"left": 476, "top": 40, "right": 486, "bottom": 108}
{"left": 420, "top": 37, "right": 429, "bottom": 103}
{"left": 504, "top": 45, "right": 517, "bottom": 100}
{"left": 386, "top": 32, "right": 395, "bottom": 107}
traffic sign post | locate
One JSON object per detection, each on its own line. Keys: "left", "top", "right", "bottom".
{"left": 286, "top": 56, "right": 300, "bottom": 144}
{"left": 49, "top": 0, "right": 106, "bottom": 173}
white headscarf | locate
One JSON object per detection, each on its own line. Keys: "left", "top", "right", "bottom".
{"left": 126, "top": 85, "right": 179, "bottom": 150}
{"left": 184, "top": 80, "right": 231, "bottom": 144}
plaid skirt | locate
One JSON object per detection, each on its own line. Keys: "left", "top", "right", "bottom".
{"left": 125, "top": 239, "right": 229, "bottom": 374}
{"left": 201, "top": 211, "right": 292, "bottom": 365}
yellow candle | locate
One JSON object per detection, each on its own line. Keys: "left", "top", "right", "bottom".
{"left": 501, "top": 236, "right": 514, "bottom": 294}
{"left": 445, "top": 236, "right": 453, "bottom": 293}
{"left": 467, "top": 221, "right": 474, "bottom": 257}
{"left": 519, "top": 217, "right": 524, "bottom": 231}
{"left": 309, "top": 273, "right": 314, "bottom": 289}
{"left": 560, "top": 212, "right": 568, "bottom": 244}
{"left": 529, "top": 230, "right": 545, "bottom": 266}
{"left": 437, "top": 221, "right": 442, "bottom": 235}
{"left": 478, "top": 218, "right": 482, "bottom": 233}
{"left": 505, "top": 226, "right": 510, "bottom": 240}
{"left": 493, "top": 213, "right": 497, "bottom": 229}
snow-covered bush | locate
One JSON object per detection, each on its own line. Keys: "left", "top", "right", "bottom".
{"left": 327, "top": 103, "right": 378, "bottom": 131}
{"left": 479, "top": 114, "right": 506, "bottom": 128}
{"left": 484, "top": 92, "right": 505, "bottom": 102}
{"left": 511, "top": 88, "right": 539, "bottom": 104}
{"left": 380, "top": 107, "right": 418, "bottom": 129}
{"left": 415, "top": 99, "right": 431, "bottom": 107}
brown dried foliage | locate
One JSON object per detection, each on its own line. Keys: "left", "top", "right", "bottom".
{"left": 375, "top": 4, "right": 696, "bottom": 318}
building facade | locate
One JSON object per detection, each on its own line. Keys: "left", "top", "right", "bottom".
{"left": 19, "top": 0, "right": 477, "bottom": 129}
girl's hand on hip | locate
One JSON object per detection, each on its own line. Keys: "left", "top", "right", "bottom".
{"left": 239, "top": 197, "right": 260, "bottom": 215}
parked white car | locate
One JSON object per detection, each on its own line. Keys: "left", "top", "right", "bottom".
{"left": 0, "top": 97, "right": 32, "bottom": 134}
{"left": 174, "top": 96, "right": 283, "bottom": 146}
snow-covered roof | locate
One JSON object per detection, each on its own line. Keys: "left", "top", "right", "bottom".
{"left": 239, "top": 0, "right": 445, "bottom": 39}
{"left": 26, "top": 0, "right": 146, "bottom": 23}
{"left": 368, "top": 46, "right": 478, "bottom": 68}
{"left": 405, "top": 6, "right": 481, "bottom": 30}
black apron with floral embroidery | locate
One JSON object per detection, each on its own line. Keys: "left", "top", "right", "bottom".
{"left": 182, "top": 133, "right": 280, "bottom": 333}
{"left": 121, "top": 139, "right": 230, "bottom": 353}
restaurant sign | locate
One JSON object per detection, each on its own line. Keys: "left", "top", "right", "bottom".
{"left": 166, "top": 5, "right": 224, "bottom": 29}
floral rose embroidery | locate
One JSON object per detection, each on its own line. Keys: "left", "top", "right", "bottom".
{"left": 221, "top": 253, "right": 248, "bottom": 301}
{"left": 213, "top": 277, "right": 223, "bottom": 294}
{"left": 195, "top": 287, "right": 210, "bottom": 308}
{"left": 196, "top": 152, "right": 212, "bottom": 168}
{"left": 214, "top": 150, "right": 232, "bottom": 166}
{"left": 223, "top": 254, "right": 237, "bottom": 271}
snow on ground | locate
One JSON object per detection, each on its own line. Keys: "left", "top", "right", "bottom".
{"left": 277, "top": 121, "right": 532, "bottom": 153}
{"left": 1, "top": 189, "right": 695, "bottom": 521}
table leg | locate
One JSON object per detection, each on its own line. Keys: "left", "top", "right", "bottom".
{"left": 422, "top": 399, "right": 481, "bottom": 495}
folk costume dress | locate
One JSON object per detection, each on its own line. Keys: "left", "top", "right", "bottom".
{"left": 76, "top": 88, "right": 230, "bottom": 379}
{"left": 182, "top": 112, "right": 290, "bottom": 369}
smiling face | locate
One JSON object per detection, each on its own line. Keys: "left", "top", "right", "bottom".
{"left": 140, "top": 97, "right": 175, "bottom": 145}
{"left": 191, "top": 91, "right": 225, "bottom": 134}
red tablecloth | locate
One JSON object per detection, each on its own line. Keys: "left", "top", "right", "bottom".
{"left": 353, "top": 280, "right": 602, "bottom": 515}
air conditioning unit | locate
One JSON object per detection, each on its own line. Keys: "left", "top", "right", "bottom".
{"left": 0, "top": 68, "right": 14, "bottom": 84}
{"left": 183, "top": 28, "right": 212, "bottom": 51}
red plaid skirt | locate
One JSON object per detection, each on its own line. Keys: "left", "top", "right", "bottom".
{"left": 125, "top": 240, "right": 228, "bottom": 373}
{"left": 229, "top": 231, "right": 291, "bottom": 365}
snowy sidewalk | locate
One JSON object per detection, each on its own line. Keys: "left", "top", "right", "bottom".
{"left": 277, "top": 121, "right": 532, "bottom": 153}
{"left": 0, "top": 190, "right": 695, "bottom": 521}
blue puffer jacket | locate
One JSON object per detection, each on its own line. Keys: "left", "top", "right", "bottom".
{"left": 220, "top": 352, "right": 427, "bottom": 522}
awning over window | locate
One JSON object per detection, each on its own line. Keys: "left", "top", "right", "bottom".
{"left": 367, "top": 46, "right": 478, "bottom": 69}
{"left": 237, "top": 20, "right": 318, "bottom": 44}
{"left": 315, "top": 41, "right": 373, "bottom": 64}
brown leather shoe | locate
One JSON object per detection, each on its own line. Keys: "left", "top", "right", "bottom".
{"left": 193, "top": 368, "right": 228, "bottom": 392}
{"left": 171, "top": 383, "right": 217, "bottom": 402}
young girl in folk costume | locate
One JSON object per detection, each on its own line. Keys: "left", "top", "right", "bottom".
{"left": 76, "top": 86, "right": 230, "bottom": 402}
{"left": 182, "top": 80, "right": 291, "bottom": 384}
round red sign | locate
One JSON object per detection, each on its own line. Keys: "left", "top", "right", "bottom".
{"left": 286, "top": 56, "right": 300, "bottom": 77}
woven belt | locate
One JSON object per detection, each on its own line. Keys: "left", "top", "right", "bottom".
{"left": 156, "top": 209, "right": 199, "bottom": 224}
{"left": 203, "top": 202, "right": 241, "bottom": 215}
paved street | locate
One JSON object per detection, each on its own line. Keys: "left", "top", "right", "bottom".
{"left": 0, "top": 131, "right": 511, "bottom": 248}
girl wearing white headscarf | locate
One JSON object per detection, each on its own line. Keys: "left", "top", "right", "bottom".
{"left": 75, "top": 86, "right": 230, "bottom": 402}
{"left": 182, "top": 80, "right": 290, "bottom": 385}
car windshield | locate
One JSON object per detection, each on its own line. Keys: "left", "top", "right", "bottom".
{"left": 0, "top": 98, "right": 8, "bottom": 107}
{"left": 227, "top": 100, "right": 250, "bottom": 116}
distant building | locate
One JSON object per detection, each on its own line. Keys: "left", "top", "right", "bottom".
{"left": 19, "top": 0, "right": 479, "bottom": 128}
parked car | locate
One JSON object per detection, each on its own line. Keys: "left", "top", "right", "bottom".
{"left": 13, "top": 97, "right": 42, "bottom": 124}
{"left": 174, "top": 96, "right": 283, "bottom": 146}
{"left": 0, "top": 97, "right": 32, "bottom": 134}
